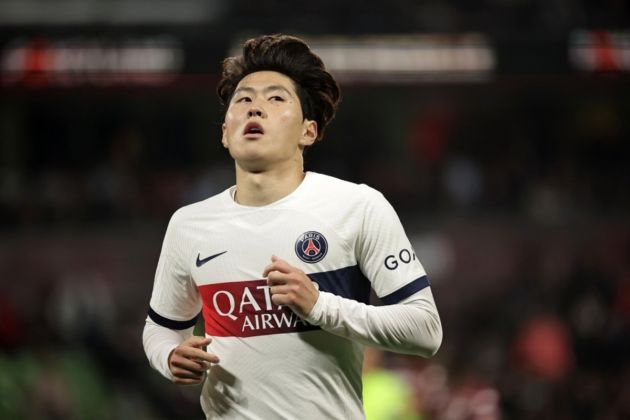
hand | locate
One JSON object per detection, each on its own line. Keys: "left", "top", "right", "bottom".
{"left": 168, "top": 336, "right": 220, "bottom": 385}
{"left": 262, "top": 255, "right": 320, "bottom": 318}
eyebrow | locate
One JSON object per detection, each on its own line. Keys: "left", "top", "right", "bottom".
{"left": 233, "top": 85, "right": 295, "bottom": 98}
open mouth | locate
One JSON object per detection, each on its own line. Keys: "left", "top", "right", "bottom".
{"left": 243, "top": 122, "right": 264, "bottom": 137}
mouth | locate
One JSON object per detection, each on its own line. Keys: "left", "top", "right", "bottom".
{"left": 243, "top": 122, "right": 265, "bottom": 138}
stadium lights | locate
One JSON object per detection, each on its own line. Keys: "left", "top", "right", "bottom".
{"left": 0, "top": 37, "right": 183, "bottom": 87}
{"left": 569, "top": 30, "right": 630, "bottom": 72}
{"left": 230, "top": 34, "right": 496, "bottom": 83}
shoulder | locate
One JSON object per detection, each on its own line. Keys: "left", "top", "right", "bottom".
{"left": 298, "top": 173, "right": 394, "bottom": 232}
{"left": 306, "top": 172, "right": 385, "bottom": 204}
{"left": 168, "top": 188, "right": 232, "bottom": 227}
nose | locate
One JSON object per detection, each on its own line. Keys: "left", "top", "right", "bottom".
{"left": 247, "top": 106, "right": 266, "bottom": 118}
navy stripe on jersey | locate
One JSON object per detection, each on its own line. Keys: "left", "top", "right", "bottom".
{"left": 148, "top": 306, "right": 198, "bottom": 330}
{"left": 380, "top": 275, "right": 430, "bottom": 305}
{"left": 309, "top": 265, "right": 371, "bottom": 304}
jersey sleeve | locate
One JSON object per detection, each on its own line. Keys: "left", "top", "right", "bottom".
{"left": 304, "top": 185, "right": 441, "bottom": 356}
{"left": 355, "top": 186, "right": 429, "bottom": 304}
{"left": 148, "top": 210, "right": 202, "bottom": 329}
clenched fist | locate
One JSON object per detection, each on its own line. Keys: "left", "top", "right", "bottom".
{"left": 263, "top": 255, "right": 320, "bottom": 318}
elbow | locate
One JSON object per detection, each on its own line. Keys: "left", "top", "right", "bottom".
{"left": 415, "top": 318, "right": 443, "bottom": 358}
{"left": 425, "top": 325, "right": 443, "bottom": 357}
{"left": 400, "top": 290, "right": 443, "bottom": 358}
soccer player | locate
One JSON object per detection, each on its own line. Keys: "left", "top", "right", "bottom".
{"left": 143, "top": 34, "right": 442, "bottom": 419}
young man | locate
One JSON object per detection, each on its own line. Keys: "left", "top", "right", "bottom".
{"left": 143, "top": 34, "right": 442, "bottom": 419}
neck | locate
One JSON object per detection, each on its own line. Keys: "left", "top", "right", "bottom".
{"left": 233, "top": 161, "right": 306, "bottom": 206}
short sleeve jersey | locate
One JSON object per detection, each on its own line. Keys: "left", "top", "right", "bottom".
{"left": 148, "top": 172, "right": 429, "bottom": 419}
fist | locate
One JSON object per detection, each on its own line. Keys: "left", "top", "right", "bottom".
{"left": 262, "top": 255, "right": 319, "bottom": 318}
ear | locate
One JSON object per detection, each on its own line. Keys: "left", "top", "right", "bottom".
{"left": 221, "top": 122, "right": 229, "bottom": 148}
{"left": 299, "top": 119, "right": 318, "bottom": 147}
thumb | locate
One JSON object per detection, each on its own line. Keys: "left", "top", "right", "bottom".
{"left": 187, "top": 336, "right": 212, "bottom": 348}
{"left": 271, "top": 254, "right": 278, "bottom": 262}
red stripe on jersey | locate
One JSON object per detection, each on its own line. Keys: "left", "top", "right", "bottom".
{"left": 197, "top": 280, "right": 319, "bottom": 337}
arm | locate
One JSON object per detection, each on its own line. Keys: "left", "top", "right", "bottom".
{"left": 264, "top": 256, "right": 442, "bottom": 357}
{"left": 144, "top": 210, "right": 218, "bottom": 384}
{"left": 142, "top": 318, "right": 194, "bottom": 381}
{"left": 305, "top": 287, "right": 442, "bottom": 357}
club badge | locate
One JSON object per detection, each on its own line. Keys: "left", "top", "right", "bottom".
{"left": 295, "top": 231, "right": 328, "bottom": 263}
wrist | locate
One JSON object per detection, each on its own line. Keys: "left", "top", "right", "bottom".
{"left": 304, "top": 290, "right": 328, "bottom": 325}
{"left": 161, "top": 344, "right": 179, "bottom": 381}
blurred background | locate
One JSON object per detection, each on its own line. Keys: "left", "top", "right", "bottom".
{"left": 0, "top": 1, "right": 629, "bottom": 419}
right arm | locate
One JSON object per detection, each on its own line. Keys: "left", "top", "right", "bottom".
{"left": 143, "top": 211, "right": 218, "bottom": 384}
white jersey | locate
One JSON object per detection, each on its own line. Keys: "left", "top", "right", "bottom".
{"left": 146, "top": 172, "right": 436, "bottom": 419}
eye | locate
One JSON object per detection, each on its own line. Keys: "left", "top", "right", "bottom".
{"left": 269, "top": 95, "right": 285, "bottom": 102}
{"left": 236, "top": 96, "right": 252, "bottom": 103}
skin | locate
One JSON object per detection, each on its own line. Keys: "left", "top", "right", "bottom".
{"left": 168, "top": 71, "right": 322, "bottom": 385}
{"left": 222, "top": 70, "right": 318, "bottom": 206}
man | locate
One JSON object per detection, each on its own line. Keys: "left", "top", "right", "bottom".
{"left": 143, "top": 34, "right": 442, "bottom": 419}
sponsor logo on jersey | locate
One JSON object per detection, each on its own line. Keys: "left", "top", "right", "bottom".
{"left": 197, "top": 280, "right": 319, "bottom": 338}
{"left": 294, "top": 231, "right": 328, "bottom": 263}
{"left": 384, "top": 248, "right": 417, "bottom": 270}
{"left": 196, "top": 251, "right": 227, "bottom": 267}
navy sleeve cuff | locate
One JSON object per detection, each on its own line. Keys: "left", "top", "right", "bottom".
{"left": 148, "top": 307, "right": 199, "bottom": 330}
{"left": 380, "top": 275, "right": 431, "bottom": 305}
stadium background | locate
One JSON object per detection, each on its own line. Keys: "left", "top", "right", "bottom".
{"left": 0, "top": 1, "right": 628, "bottom": 419}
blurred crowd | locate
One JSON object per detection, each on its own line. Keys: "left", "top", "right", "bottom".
{"left": 1, "top": 81, "right": 628, "bottom": 230}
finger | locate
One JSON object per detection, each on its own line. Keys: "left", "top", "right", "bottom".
{"left": 171, "top": 366, "right": 205, "bottom": 378}
{"left": 262, "top": 263, "right": 274, "bottom": 278}
{"left": 183, "top": 336, "right": 212, "bottom": 348}
{"left": 263, "top": 263, "right": 286, "bottom": 280}
{"left": 262, "top": 261, "right": 287, "bottom": 277}
{"left": 179, "top": 347, "right": 220, "bottom": 364}
{"left": 269, "top": 285, "right": 292, "bottom": 295}
{"left": 267, "top": 271, "right": 292, "bottom": 286}
{"left": 269, "top": 256, "right": 293, "bottom": 273}
{"left": 173, "top": 376, "right": 204, "bottom": 385}
{"left": 262, "top": 256, "right": 294, "bottom": 277}
{"left": 171, "top": 356, "right": 210, "bottom": 373}
{"left": 271, "top": 293, "right": 292, "bottom": 306}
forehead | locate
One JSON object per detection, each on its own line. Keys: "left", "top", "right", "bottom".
{"left": 235, "top": 71, "right": 298, "bottom": 94}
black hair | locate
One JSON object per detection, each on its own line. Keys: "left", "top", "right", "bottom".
{"left": 217, "top": 34, "right": 340, "bottom": 141}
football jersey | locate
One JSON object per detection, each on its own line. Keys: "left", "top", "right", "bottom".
{"left": 148, "top": 172, "right": 430, "bottom": 419}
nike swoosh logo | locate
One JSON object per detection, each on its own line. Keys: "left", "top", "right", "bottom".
{"left": 196, "top": 251, "right": 227, "bottom": 267}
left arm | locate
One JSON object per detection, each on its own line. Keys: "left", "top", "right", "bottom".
{"left": 306, "top": 287, "right": 441, "bottom": 357}
{"left": 264, "top": 256, "right": 442, "bottom": 357}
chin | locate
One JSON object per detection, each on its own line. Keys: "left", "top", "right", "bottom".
{"left": 236, "top": 157, "right": 271, "bottom": 173}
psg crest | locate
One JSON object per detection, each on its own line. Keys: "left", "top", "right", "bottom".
{"left": 295, "top": 231, "right": 328, "bottom": 263}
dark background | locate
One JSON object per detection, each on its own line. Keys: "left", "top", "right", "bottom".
{"left": 0, "top": 1, "right": 629, "bottom": 419}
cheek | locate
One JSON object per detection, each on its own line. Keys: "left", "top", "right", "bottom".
{"left": 223, "top": 111, "right": 240, "bottom": 135}
{"left": 225, "top": 109, "right": 238, "bottom": 123}
{"left": 278, "top": 108, "right": 292, "bottom": 120}
{"left": 278, "top": 109, "right": 302, "bottom": 130}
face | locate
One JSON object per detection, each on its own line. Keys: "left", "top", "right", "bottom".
{"left": 221, "top": 71, "right": 317, "bottom": 172}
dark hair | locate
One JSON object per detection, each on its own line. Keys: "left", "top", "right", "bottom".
{"left": 217, "top": 34, "right": 340, "bottom": 142}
